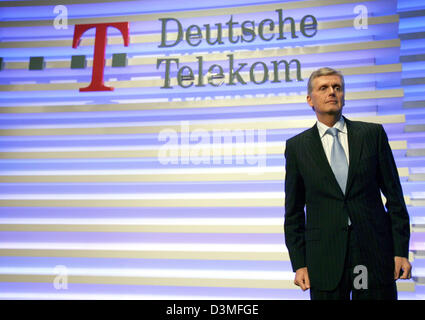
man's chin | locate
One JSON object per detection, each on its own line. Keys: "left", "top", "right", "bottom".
{"left": 325, "top": 109, "right": 342, "bottom": 115}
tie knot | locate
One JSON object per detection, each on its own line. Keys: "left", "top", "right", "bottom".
{"left": 326, "top": 127, "right": 339, "bottom": 137}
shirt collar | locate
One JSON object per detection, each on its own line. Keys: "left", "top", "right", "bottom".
{"left": 316, "top": 116, "right": 347, "bottom": 138}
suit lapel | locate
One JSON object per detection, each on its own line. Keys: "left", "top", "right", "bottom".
{"left": 344, "top": 117, "right": 363, "bottom": 196}
{"left": 305, "top": 123, "right": 344, "bottom": 197}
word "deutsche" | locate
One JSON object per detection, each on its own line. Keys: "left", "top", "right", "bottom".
{"left": 159, "top": 9, "right": 318, "bottom": 47}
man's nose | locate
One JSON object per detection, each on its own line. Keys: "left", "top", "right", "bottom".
{"left": 328, "top": 87, "right": 336, "bottom": 95}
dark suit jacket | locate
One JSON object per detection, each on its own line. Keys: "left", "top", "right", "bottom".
{"left": 284, "top": 116, "right": 410, "bottom": 291}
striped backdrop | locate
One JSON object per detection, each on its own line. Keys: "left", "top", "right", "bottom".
{"left": 0, "top": 0, "right": 424, "bottom": 299}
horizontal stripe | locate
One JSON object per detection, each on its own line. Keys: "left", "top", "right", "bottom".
{"left": 0, "top": 240, "right": 285, "bottom": 250}
{"left": 3, "top": 215, "right": 421, "bottom": 233}
{"left": 402, "top": 77, "right": 425, "bottom": 86}
{"left": 0, "top": 173, "right": 283, "bottom": 183}
{"left": 407, "top": 149, "right": 425, "bottom": 158}
{"left": 0, "top": 217, "right": 282, "bottom": 225}
{"left": 0, "top": 257, "right": 293, "bottom": 271}
{"left": 403, "top": 101, "right": 425, "bottom": 108}
{"left": 0, "top": 0, "right": 137, "bottom": 6}
{"left": 0, "top": 87, "right": 405, "bottom": 114}
{"left": 399, "top": 32, "right": 425, "bottom": 41}
{"left": 0, "top": 167, "right": 284, "bottom": 175}
{"left": 409, "top": 174, "right": 425, "bottom": 182}
{"left": 405, "top": 125, "right": 425, "bottom": 133}
{"left": 410, "top": 199, "right": 425, "bottom": 206}
{"left": 399, "top": 9, "right": 425, "bottom": 19}
{"left": 0, "top": 15, "right": 399, "bottom": 49}
{"left": 0, "top": 292, "right": 294, "bottom": 300}
{"left": 400, "top": 54, "right": 425, "bottom": 63}
{"left": 0, "top": 164, "right": 407, "bottom": 176}
{"left": 0, "top": 195, "right": 411, "bottom": 207}
{"left": 0, "top": 249, "right": 289, "bottom": 261}
{"left": 0, "top": 169, "right": 408, "bottom": 182}
{"left": 398, "top": 167, "right": 410, "bottom": 177}
{"left": 412, "top": 225, "right": 425, "bottom": 233}
{"left": 0, "top": 143, "right": 283, "bottom": 158}
{"left": 0, "top": 224, "right": 283, "bottom": 233}
{"left": 0, "top": 140, "right": 407, "bottom": 159}
{"left": 0, "top": 199, "right": 284, "bottom": 207}
{"left": 0, "top": 114, "right": 406, "bottom": 136}
{"left": 2, "top": 39, "right": 401, "bottom": 75}
{"left": 0, "top": 274, "right": 415, "bottom": 291}
{"left": 0, "top": 274, "right": 297, "bottom": 289}
{"left": 0, "top": 166, "right": 408, "bottom": 182}
{"left": 0, "top": 191, "right": 284, "bottom": 199}
{"left": 0, "top": 206, "right": 288, "bottom": 217}
{"left": 0, "top": 215, "right": 282, "bottom": 222}
{"left": 0, "top": 0, "right": 377, "bottom": 27}
{"left": 1, "top": 64, "right": 402, "bottom": 88}
{"left": 0, "top": 267, "right": 294, "bottom": 280}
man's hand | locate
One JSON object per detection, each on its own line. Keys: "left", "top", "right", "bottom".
{"left": 394, "top": 256, "right": 412, "bottom": 280}
{"left": 294, "top": 267, "right": 310, "bottom": 291}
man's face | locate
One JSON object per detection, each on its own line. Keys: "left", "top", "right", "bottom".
{"left": 307, "top": 75, "right": 345, "bottom": 118}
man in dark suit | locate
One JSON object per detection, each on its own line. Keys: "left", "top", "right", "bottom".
{"left": 284, "top": 67, "right": 411, "bottom": 300}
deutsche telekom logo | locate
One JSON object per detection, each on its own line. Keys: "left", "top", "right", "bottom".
{"left": 72, "top": 22, "right": 129, "bottom": 92}
{"left": 70, "top": 6, "right": 369, "bottom": 92}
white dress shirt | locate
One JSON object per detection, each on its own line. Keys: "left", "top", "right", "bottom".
{"left": 316, "top": 117, "right": 349, "bottom": 166}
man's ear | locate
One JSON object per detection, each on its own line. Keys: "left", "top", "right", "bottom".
{"left": 306, "top": 95, "right": 315, "bottom": 110}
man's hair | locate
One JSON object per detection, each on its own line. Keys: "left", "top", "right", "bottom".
{"left": 307, "top": 67, "right": 345, "bottom": 95}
